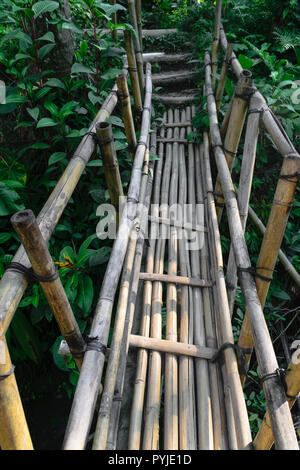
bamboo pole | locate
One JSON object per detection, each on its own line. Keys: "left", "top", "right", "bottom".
{"left": 106, "top": 130, "right": 156, "bottom": 450}
{"left": 211, "top": 0, "right": 222, "bottom": 90}
{"left": 215, "top": 43, "right": 234, "bottom": 114}
{"left": 11, "top": 210, "right": 85, "bottom": 370}
{"left": 214, "top": 70, "right": 254, "bottom": 222}
{"left": 141, "top": 112, "right": 172, "bottom": 450}
{"left": 0, "top": 85, "right": 119, "bottom": 333}
{"left": 96, "top": 122, "right": 124, "bottom": 224}
{"left": 92, "top": 143, "right": 151, "bottom": 450}
{"left": 117, "top": 74, "right": 137, "bottom": 161}
{"left": 128, "top": 120, "right": 164, "bottom": 450}
{"left": 135, "top": 0, "right": 143, "bottom": 55}
{"left": 124, "top": 30, "right": 143, "bottom": 117}
{"left": 129, "top": 335, "right": 217, "bottom": 359}
{"left": 205, "top": 51, "right": 298, "bottom": 450}
{"left": 127, "top": 0, "right": 144, "bottom": 96}
{"left": 164, "top": 108, "right": 179, "bottom": 450}
{"left": 254, "top": 346, "right": 300, "bottom": 449}
{"left": 139, "top": 273, "right": 212, "bottom": 287}
{"left": 226, "top": 93, "right": 261, "bottom": 315}
{"left": 109, "top": 0, "right": 118, "bottom": 42}
{"left": 248, "top": 206, "right": 300, "bottom": 289}
{"left": 63, "top": 63, "right": 152, "bottom": 450}
{"left": 0, "top": 322, "right": 33, "bottom": 450}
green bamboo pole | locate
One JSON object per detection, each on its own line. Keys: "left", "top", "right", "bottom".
{"left": 117, "top": 74, "right": 137, "bottom": 161}
{"left": 205, "top": 50, "right": 298, "bottom": 450}
{"left": 11, "top": 210, "right": 85, "bottom": 370}
{"left": 211, "top": 0, "right": 222, "bottom": 90}
{"left": 0, "top": 322, "right": 33, "bottom": 450}
{"left": 124, "top": 30, "right": 143, "bottom": 117}
{"left": 109, "top": 0, "right": 118, "bottom": 42}
{"left": 215, "top": 43, "right": 234, "bottom": 114}
{"left": 127, "top": 0, "right": 144, "bottom": 96}
{"left": 135, "top": 0, "right": 143, "bottom": 54}
{"left": 63, "top": 63, "right": 152, "bottom": 450}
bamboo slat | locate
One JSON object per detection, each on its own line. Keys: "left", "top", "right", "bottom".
{"left": 211, "top": 0, "right": 222, "bottom": 90}
{"left": 124, "top": 30, "right": 143, "bottom": 116}
{"left": 127, "top": 0, "right": 144, "bottom": 96}
{"left": 205, "top": 51, "right": 298, "bottom": 450}
{"left": 63, "top": 63, "right": 152, "bottom": 450}
{"left": 117, "top": 74, "right": 137, "bottom": 161}
{"left": 139, "top": 272, "right": 212, "bottom": 287}
{"left": 135, "top": 0, "right": 143, "bottom": 54}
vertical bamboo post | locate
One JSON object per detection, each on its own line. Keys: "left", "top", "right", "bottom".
{"left": 109, "top": 0, "right": 118, "bottom": 42}
{"left": 214, "top": 70, "right": 254, "bottom": 222}
{"left": 96, "top": 122, "right": 124, "bottom": 225}
{"left": 205, "top": 51, "right": 298, "bottom": 450}
{"left": 215, "top": 43, "right": 234, "bottom": 114}
{"left": 11, "top": 210, "right": 85, "bottom": 370}
{"left": 124, "top": 30, "right": 143, "bottom": 117}
{"left": 117, "top": 74, "right": 137, "bottom": 161}
{"left": 127, "top": 0, "right": 144, "bottom": 96}
{"left": 226, "top": 93, "right": 261, "bottom": 314}
{"left": 0, "top": 323, "right": 33, "bottom": 450}
{"left": 135, "top": 0, "right": 143, "bottom": 54}
{"left": 211, "top": 0, "right": 222, "bottom": 90}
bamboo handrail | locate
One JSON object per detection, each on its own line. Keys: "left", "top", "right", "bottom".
{"left": 127, "top": 0, "right": 144, "bottom": 96}
{"left": 0, "top": 84, "right": 120, "bottom": 334}
{"left": 211, "top": 0, "right": 222, "bottom": 90}
{"left": 205, "top": 51, "right": 298, "bottom": 450}
{"left": 124, "top": 30, "right": 143, "bottom": 116}
{"left": 109, "top": 0, "right": 117, "bottom": 42}
{"left": 11, "top": 210, "right": 85, "bottom": 371}
{"left": 117, "top": 74, "right": 137, "bottom": 161}
{"left": 62, "top": 63, "right": 152, "bottom": 450}
{"left": 215, "top": 43, "right": 234, "bottom": 114}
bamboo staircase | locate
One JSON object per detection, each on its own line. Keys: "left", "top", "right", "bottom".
{"left": 0, "top": 0, "right": 300, "bottom": 451}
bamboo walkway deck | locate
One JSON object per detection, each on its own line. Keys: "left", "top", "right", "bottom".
{"left": 0, "top": 0, "right": 299, "bottom": 452}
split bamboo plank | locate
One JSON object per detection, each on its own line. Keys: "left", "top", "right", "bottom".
{"left": 129, "top": 334, "right": 217, "bottom": 360}
{"left": 11, "top": 210, "right": 85, "bottom": 371}
{"left": 128, "top": 120, "right": 164, "bottom": 450}
{"left": 148, "top": 214, "right": 206, "bottom": 232}
{"left": 124, "top": 30, "right": 143, "bottom": 116}
{"left": 0, "top": 84, "right": 120, "bottom": 333}
{"left": 214, "top": 70, "right": 254, "bottom": 222}
{"left": 226, "top": 93, "right": 261, "bottom": 314}
{"left": 205, "top": 51, "right": 298, "bottom": 450}
{"left": 63, "top": 63, "right": 152, "bottom": 450}
{"left": 139, "top": 272, "right": 212, "bottom": 287}
{"left": 0, "top": 323, "right": 33, "bottom": 450}
{"left": 117, "top": 74, "right": 137, "bottom": 160}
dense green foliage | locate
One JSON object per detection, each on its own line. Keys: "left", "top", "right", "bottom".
{"left": 0, "top": 0, "right": 299, "bottom": 445}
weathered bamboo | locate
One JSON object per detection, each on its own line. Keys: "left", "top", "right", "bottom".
{"left": 127, "top": 0, "right": 144, "bottom": 96}
{"left": 215, "top": 43, "right": 234, "bottom": 114}
{"left": 164, "top": 108, "right": 179, "bottom": 450}
{"left": 109, "top": 0, "right": 118, "bottom": 42}
{"left": 152, "top": 70, "right": 196, "bottom": 86}
{"left": 141, "top": 112, "right": 172, "bottom": 450}
{"left": 254, "top": 345, "right": 300, "bottom": 449}
{"left": 117, "top": 74, "right": 137, "bottom": 160}
{"left": 248, "top": 205, "right": 300, "bottom": 289}
{"left": 135, "top": 0, "right": 143, "bottom": 55}
{"left": 63, "top": 63, "right": 152, "bottom": 450}
{"left": 205, "top": 51, "right": 298, "bottom": 450}
{"left": 106, "top": 130, "right": 156, "bottom": 450}
{"left": 214, "top": 70, "right": 254, "bottom": 222}
{"left": 129, "top": 335, "right": 217, "bottom": 359}
{"left": 139, "top": 272, "right": 212, "bottom": 287}
{"left": 0, "top": 84, "right": 119, "bottom": 333}
{"left": 124, "top": 30, "right": 143, "bottom": 116}
{"left": 148, "top": 214, "right": 205, "bottom": 232}
{"left": 128, "top": 119, "right": 164, "bottom": 450}
{"left": 152, "top": 93, "right": 197, "bottom": 105}
{"left": 0, "top": 322, "right": 33, "bottom": 450}
{"left": 142, "top": 52, "right": 190, "bottom": 63}
{"left": 102, "top": 28, "right": 178, "bottom": 38}
{"left": 226, "top": 93, "right": 261, "bottom": 314}
{"left": 92, "top": 143, "right": 151, "bottom": 450}
{"left": 219, "top": 24, "right": 243, "bottom": 78}
{"left": 211, "top": 0, "right": 222, "bottom": 90}
{"left": 186, "top": 107, "right": 213, "bottom": 450}
{"left": 96, "top": 122, "right": 124, "bottom": 222}
{"left": 11, "top": 210, "right": 85, "bottom": 370}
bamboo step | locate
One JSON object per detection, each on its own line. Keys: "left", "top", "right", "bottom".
{"left": 101, "top": 28, "right": 178, "bottom": 38}
{"left": 153, "top": 92, "right": 198, "bottom": 105}
{"left": 152, "top": 70, "right": 197, "bottom": 86}
{"left": 142, "top": 52, "right": 190, "bottom": 63}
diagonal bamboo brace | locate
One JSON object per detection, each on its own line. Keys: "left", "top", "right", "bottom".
{"left": 0, "top": 322, "right": 33, "bottom": 450}
{"left": 11, "top": 210, "right": 85, "bottom": 370}
{"left": 117, "top": 74, "right": 137, "bottom": 161}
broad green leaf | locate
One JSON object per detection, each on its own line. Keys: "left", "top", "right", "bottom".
{"left": 52, "top": 336, "right": 70, "bottom": 372}
{"left": 59, "top": 246, "right": 75, "bottom": 264}
{"left": 0, "top": 233, "right": 12, "bottom": 244}
{"left": 32, "top": 1, "right": 59, "bottom": 18}
{"left": 5, "top": 94, "right": 28, "bottom": 104}
{"left": 88, "top": 247, "right": 111, "bottom": 267}
{"left": 71, "top": 63, "right": 94, "bottom": 74}
{"left": 107, "top": 116, "right": 124, "bottom": 128}
{"left": 38, "top": 31, "right": 55, "bottom": 43}
{"left": 38, "top": 43, "right": 55, "bottom": 60}
{"left": 45, "top": 78, "right": 67, "bottom": 90}
{"left": 36, "top": 117, "right": 58, "bottom": 128}
{"left": 11, "top": 311, "right": 43, "bottom": 364}
{"left": 61, "top": 21, "right": 83, "bottom": 34}
{"left": 26, "top": 107, "right": 39, "bottom": 121}
{"left": 34, "top": 86, "right": 51, "bottom": 100}
{"left": 49, "top": 152, "right": 67, "bottom": 165}
{"left": 238, "top": 54, "right": 254, "bottom": 69}
{"left": 0, "top": 182, "right": 24, "bottom": 216}
{"left": 77, "top": 275, "right": 94, "bottom": 315}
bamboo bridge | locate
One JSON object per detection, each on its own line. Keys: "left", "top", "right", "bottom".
{"left": 0, "top": 1, "right": 300, "bottom": 451}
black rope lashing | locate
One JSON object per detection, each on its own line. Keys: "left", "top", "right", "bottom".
{"left": 138, "top": 140, "right": 148, "bottom": 150}
{"left": 84, "top": 130, "right": 97, "bottom": 141}
{"left": 6, "top": 262, "right": 59, "bottom": 283}
{"left": 237, "top": 266, "right": 273, "bottom": 282}
{"left": 223, "top": 147, "right": 237, "bottom": 157}
{"left": 279, "top": 171, "right": 300, "bottom": 183}
{"left": 234, "top": 88, "right": 256, "bottom": 102}
{"left": 210, "top": 342, "right": 251, "bottom": 376}
{"left": 127, "top": 66, "right": 137, "bottom": 72}
{"left": 206, "top": 92, "right": 215, "bottom": 98}
{"left": 0, "top": 365, "right": 15, "bottom": 381}
{"left": 98, "top": 136, "right": 114, "bottom": 145}
{"left": 117, "top": 91, "right": 130, "bottom": 100}
{"left": 261, "top": 368, "right": 299, "bottom": 399}
{"left": 143, "top": 106, "right": 151, "bottom": 113}
{"left": 85, "top": 336, "right": 107, "bottom": 356}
